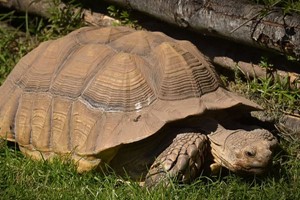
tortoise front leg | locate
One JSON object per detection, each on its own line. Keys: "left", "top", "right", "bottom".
{"left": 145, "top": 132, "right": 208, "bottom": 187}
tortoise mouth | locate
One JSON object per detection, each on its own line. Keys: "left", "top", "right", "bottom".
{"left": 211, "top": 161, "right": 268, "bottom": 175}
{"left": 227, "top": 157, "right": 274, "bottom": 175}
{"left": 234, "top": 165, "right": 267, "bottom": 174}
{"left": 211, "top": 149, "right": 271, "bottom": 175}
{"left": 225, "top": 164, "right": 266, "bottom": 174}
{"left": 235, "top": 162, "right": 271, "bottom": 175}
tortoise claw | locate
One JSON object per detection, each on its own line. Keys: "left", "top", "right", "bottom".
{"left": 145, "top": 132, "right": 207, "bottom": 187}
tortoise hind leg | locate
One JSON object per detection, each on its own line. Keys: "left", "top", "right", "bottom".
{"left": 145, "top": 132, "right": 208, "bottom": 187}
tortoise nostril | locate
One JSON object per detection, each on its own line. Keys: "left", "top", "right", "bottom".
{"left": 245, "top": 149, "right": 256, "bottom": 157}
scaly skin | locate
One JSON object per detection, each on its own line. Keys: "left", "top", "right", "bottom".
{"left": 208, "top": 127, "right": 277, "bottom": 174}
{"left": 145, "top": 132, "right": 208, "bottom": 187}
{"left": 144, "top": 118, "right": 278, "bottom": 187}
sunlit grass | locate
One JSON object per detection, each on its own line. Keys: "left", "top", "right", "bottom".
{"left": 1, "top": 140, "right": 300, "bottom": 199}
{"left": 253, "top": 0, "right": 300, "bottom": 13}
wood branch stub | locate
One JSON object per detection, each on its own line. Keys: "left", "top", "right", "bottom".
{"left": 213, "top": 56, "right": 300, "bottom": 89}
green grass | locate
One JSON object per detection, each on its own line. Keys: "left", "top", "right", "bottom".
{"left": 0, "top": 11, "right": 35, "bottom": 84}
{"left": 0, "top": 0, "right": 83, "bottom": 85}
{"left": 107, "top": 5, "right": 139, "bottom": 28}
{"left": 253, "top": 0, "right": 300, "bottom": 13}
{"left": 1, "top": 141, "right": 300, "bottom": 199}
{"left": 227, "top": 57, "right": 300, "bottom": 118}
{"left": 1, "top": 0, "right": 300, "bottom": 199}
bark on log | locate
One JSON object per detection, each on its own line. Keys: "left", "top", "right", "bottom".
{"left": 213, "top": 56, "right": 300, "bottom": 89}
{"left": 101, "top": 0, "right": 300, "bottom": 58}
{"left": 2, "top": 0, "right": 300, "bottom": 58}
{"left": 0, "top": 0, "right": 51, "bottom": 18}
{"left": 0, "top": 0, "right": 118, "bottom": 26}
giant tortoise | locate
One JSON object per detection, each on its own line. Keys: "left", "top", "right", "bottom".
{"left": 0, "top": 26, "right": 278, "bottom": 186}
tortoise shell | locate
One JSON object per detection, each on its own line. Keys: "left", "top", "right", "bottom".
{"left": 0, "top": 26, "right": 259, "bottom": 158}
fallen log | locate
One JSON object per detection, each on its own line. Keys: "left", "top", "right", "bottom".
{"left": 0, "top": 0, "right": 51, "bottom": 18}
{"left": 0, "top": 0, "right": 118, "bottom": 26}
{"left": 99, "top": 0, "right": 300, "bottom": 59}
{"left": 2, "top": 0, "right": 300, "bottom": 58}
{"left": 213, "top": 56, "right": 300, "bottom": 89}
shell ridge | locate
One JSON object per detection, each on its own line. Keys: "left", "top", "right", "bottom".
{"left": 65, "top": 97, "right": 73, "bottom": 153}
{"left": 16, "top": 42, "right": 52, "bottom": 89}
{"left": 30, "top": 93, "right": 52, "bottom": 151}
{"left": 78, "top": 50, "right": 115, "bottom": 100}
{"left": 45, "top": 94, "right": 53, "bottom": 151}
{"left": 80, "top": 104, "right": 103, "bottom": 154}
{"left": 48, "top": 37, "right": 82, "bottom": 92}
{"left": 14, "top": 93, "right": 33, "bottom": 147}
{"left": 132, "top": 55, "right": 158, "bottom": 109}
{"left": 29, "top": 93, "right": 37, "bottom": 146}
{"left": 154, "top": 42, "right": 198, "bottom": 100}
{"left": 123, "top": 55, "right": 156, "bottom": 111}
{"left": 49, "top": 94, "right": 54, "bottom": 151}
{"left": 92, "top": 111, "right": 107, "bottom": 153}
{"left": 51, "top": 44, "right": 116, "bottom": 98}
{"left": 11, "top": 95, "right": 19, "bottom": 139}
{"left": 74, "top": 26, "right": 98, "bottom": 44}
{"left": 0, "top": 87, "right": 22, "bottom": 140}
{"left": 80, "top": 54, "right": 115, "bottom": 109}
{"left": 170, "top": 43, "right": 198, "bottom": 97}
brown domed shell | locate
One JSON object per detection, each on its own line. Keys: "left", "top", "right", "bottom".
{"left": 0, "top": 26, "right": 260, "bottom": 157}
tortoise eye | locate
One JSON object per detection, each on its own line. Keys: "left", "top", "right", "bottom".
{"left": 245, "top": 150, "right": 256, "bottom": 157}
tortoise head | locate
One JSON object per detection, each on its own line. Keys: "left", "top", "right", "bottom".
{"left": 207, "top": 127, "right": 278, "bottom": 175}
